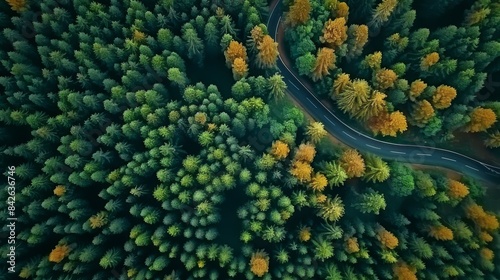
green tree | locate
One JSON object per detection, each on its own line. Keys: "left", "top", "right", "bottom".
{"left": 354, "top": 189, "right": 386, "bottom": 214}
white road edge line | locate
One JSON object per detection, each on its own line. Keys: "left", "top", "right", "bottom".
{"left": 366, "top": 144, "right": 381, "bottom": 150}
{"left": 466, "top": 165, "right": 479, "bottom": 171}
{"left": 442, "top": 157, "right": 457, "bottom": 162}
{"left": 417, "top": 153, "right": 431, "bottom": 156}
{"left": 324, "top": 115, "right": 336, "bottom": 126}
{"left": 306, "top": 97, "right": 318, "bottom": 108}
{"left": 390, "top": 151, "right": 406, "bottom": 155}
{"left": 343, "top": 131, "right": 356, "bottom": 140}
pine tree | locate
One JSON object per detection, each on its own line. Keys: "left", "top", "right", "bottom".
{"left": 447, "top": 179, "right": 469, "bottom": 200}
{"left": 318, "top": 196, "right": 345, "bottom": 222}
{"left": 428, "top": 224, "right": 454, "bottom": 241}
{"left": 311, "top": 48, "right": 336, "bottom": 81}
{"left": 363, "top": 154, "right": 390, "bottom": 183}
{"left": 337, "top": 79, "right": 370, "bottom": 114}
{"left": 306, "top": 121, "right": 327, "bottom": 143}
{"left": 256, "top": 35, "right": 279, "bottom": 69}
{"left": 484, "top": 130, "right": 500, "bottom": 148}
{"left": 420, "top": 52, "right": 440, "bottom": 71}
{"left": 332, "top": 73, "right": 351, "bottom": 97}
{"left": 286, "top": 0, "right": 311, "bottom": 26}
{"left": 377, "top": 228, "right": 399, "bottom": 249}
{"left": 347, "top": 24, "right": 369, "bottom": 58}
{"left": 312, "top": 237, "right": 335, "bottom": 260}
{"left": 267, "top": 73, "right": 287, "bottom": 100}
{"left": 408, "top": 79, "right": 427, "bottom": 101}
{"left": 393, "top": 262, "right": 417, "bottom": 280}
{"left": 370, "top": 0, "right": 399, "bottom": 28}
{"left": 270, "top": 140, "right": 290, "bottom": 159}
{"left": 309, "top": 173, "right": 328, "bottom": 192}
{"left": 6, "top": 0, "right": 27, "bottom": 12}
{"left": 354, "top": 189, "right": 386, "bottom": 214}
{"left": 321, "top": 161, "right": 348, "bottom": 187}
{"left": 374, "top": 68, "right": 398, "bottom": 90}
{"left": 290, "top": 160, "right": 313, "bottom": 182}
{"left": 355, "top": 90, "right": 387, "bottom": 121}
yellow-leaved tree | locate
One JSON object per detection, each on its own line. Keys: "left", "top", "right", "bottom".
{"left": 339, "top": 149, "right": 365, "bottom": 178}
{"left": 464, "top": 107, "right": 497, "bottom": 133}
{"left": 256, "top": 35, "right": 279, "bottom": 69}
{"left": 368, "top": 111, "right": 408, "bottom": 137}
{"left": 408, "top": 79, "right": 427, "bottom": 101}
{"left": 6, "top": 0, "right": 27, "bottom": 12}
{"left": 286, "top": 0, "right": 311, "bottom": 26}
{"left": 447, "top": 179, "right": 469, "bottom": 200}
{"left": 306, "top": 122, "right": 327, "bottom": 143}
{"left": 232, "top": 57, "right": 248, "bottom": 80}
{"left": 420, "top": 52, "right": 440, "bottom": 70}
{"left": 270, "top": 140, "right": 290, "bottom": 160}
{"left": 250, "top": 250, "right": 269, "bottom": 277}
{"left": 225, "top": 40, "right": 247, "bottom": 67}
{"left": 320, "top": 18, "right": 348, "bottom": 48}
{"left": 411, "top": 100, "right": 435, "bottom": 127}
{"left": 484, "top": 131, "right": 500, "bottom": 148}
{"left": 374, "top": 68, "right": 398, "bottom": 90}
{"left": 432, "top": 85, "right": 457, "bottom": 109}
{"left": 332, "top": 73, "right": 351, "bottom": 97}
{"left": 311, "top": 47, "right": 336, "bottom": 81}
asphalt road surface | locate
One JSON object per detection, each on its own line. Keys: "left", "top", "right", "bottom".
{"left": 267, "top": 0, "right": 500, "bottom": 184}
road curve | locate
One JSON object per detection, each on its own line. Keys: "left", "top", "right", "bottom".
{"left": 267, "top": 0, "right": 500, "bottom": 184}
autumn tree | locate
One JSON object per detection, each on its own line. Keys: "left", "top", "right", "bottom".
{"left": 368, "top": 111, "right": 408, "bottom": 137}
{"left": 250, "top": 250, "right": 269, "bottom": 277}
{"left": 332, "top": 73, "right": 351, "bottom": 96}
{"left": 377, "top": 228, "right": 398, "bottom": 249}
{"left": 355, "top": 90, "right": 387, "bottom": 121}
{"left": 370, "top": 0, "right": 399, "bottom": 28}
{"left": 311, "top": 48, "right": 336, "bottom": 81}
{"left": 464, "top": 107, "right": 497, "bottom": 133}
{"left": 411, "top": 100, "right": 435, "bottom": 127}
{"left": 309, "top": 173, "right": 328, "bottom": 192}
{"left": 294, "top": 143, "right": 316, "bottom": 163}
{"left": 6, "top": 0, "right": 26, "bottom": 12}
{"left": 306, "top": 122, "right": 327, "bottom": 143}
{"left": 286, "top": 0, "right": 311, "bottom": 26}
{"left": 225, "top": 40, "right": 247, "bottom": 67}
{"left": 447, "top": 179, "right": 469, "bottom": 200}
{"left": 290, "top": 160, "right": 313, "bottom": 182}
{"left": 320, "top": 18, "right": 348, "bottom": 48}
{"left": 421, "top": 52, "right": 440, "bottom": 70}
{"left": 374, "top": 68, "right": 397, "bottom": 90}
{"left": 270, "top": 140, "right": 290, "bottom": 159}
{"left": 408, "top": 79, "right": 427, "bottom": 101}
{"left": 232, "top": 58, "right": 248, "bottom": 80}
{"left": 49, "top": 244, "right": 70, "bottom": 263}
{"left": 247, "top": 25, "right": 265, "bottom": 54}
{"left": 345, "top": 237, "right": 360, "bottom": 253}
{"left": 428, "top": 225, "right": 454, "bottom": 241}
{"left": 432, "top": 85, "right": 457, "bottom": 109}
{"left": 393, "top": 262, "right": 417, "bottom": 280}
{"left": 337, "top": 79, "right": 370, "bottom": 114}
{"left": 339, "top": 149, "right": 365, "bottom": 178}
{"left": 466, "top": 203, "right": 500, "bottom": 231}
{"left": 256, "top": 35, "right": 279, "bottom": 69}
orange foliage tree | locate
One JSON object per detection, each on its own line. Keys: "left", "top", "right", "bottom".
{"left": 345, "top": 237, "right": 360, "bottom": 253}
{"left": 356, "top": 90, "right": 387, "bottom": 121}
{"left": 368, "top": 111, "right": 408, "bottom": 137}
{"left": 480, "top": 248, "right": 494, "bottom": 261}
{"left": 428, "top": 225, "right": 454, "bottom": 241}
{"left": 232, "top": 58, "right": 248, "bottom": 80}
{"left": 320, "top": 18, "right": 348, "bottom": 48}
{"left": 53, "top": 185, "right": 66, "bottom": 196}
{"left": 409, "top": 79, "right": 427, "bottom": 101}
{"left": 225, "top": 40, "right": 247, "bottom": 67}
{"left": 466, "top": 203, "right": 500, "bottom": 231}
{"left": 377, "top": 228, "right": 399, "bottom": 249}
{"left": 49, "top": 244, "right": 70, "bottom": 263}
{"left": 286, "top": 0, "right": 311, "bottom": 26}
{"left": 6, "top": 0, "right": 26, "bottom": 12}
{"left": 311, "top": 48, "right": 336, "bottom": 81}
{"left": 464, "top": 107, "right": 497, "bottom": 133}
{"left": 332, "top": 73, "right": 351, "bottom": 96}
{"left": 290, "top": 160, "right": 313, "bottom": 182}
{"left": 447, "top": 179, "right": 469, "bottom": 200}
{"left": 374, "top": 68, "right": 397, "bottom": 90}
{"left": 420, "top": 52, "right": 440, "bottom": 70}
{"left": 250, "top": 250, "right": 270, "bottom": 277}
{"left": 256, "top": 35, "right": 279, "bottom": 69}
{"left": 270, "top": 140, "right": 290, "bottom": 160}
{"left": 393, "top": 262, "right": 417, "bottom": 280}
{"left": 309, "top": 172, "right": 328, "bottom": 192}
{"left": 411, "top": 100, "right": 435, "bottom": 127}
{"left": 339, "top": 149, "right": 365, "bottom": 178}
{"left": 335, "top": 2, "right": 349, "bottom": 18}
{"left": 294, "top": 143, "right": 316, "bottom": 163}
{"left": 347, "top": 24, "right": 369, "bottom": 58}
{"left": 432, "top": 85, "right": 457, "bottom": 109}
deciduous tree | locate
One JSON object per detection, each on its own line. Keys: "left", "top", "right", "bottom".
{"left": 250, "top": 250, "right": 269, "bottom": 277}
{"left": 306, "top": 122, "right": 327, "bottom": 143}
{"left": 286, "top": 0, "right": 311, "bottom": 26}
{"left": 320, "top": 18, "right": 348, "bottom": 48}
{"left": 411, "top": 100, "right": 435, "bottom": 127}
{"left": 428, "top": 225, "right": 454, "bottom": 241}
{"left": 447, "top": 179, "right": 469, "bottom": 200}
{"left": 339, "top": 149, "right": 365, "bottom": 178}
{"left": 432, "top": 85, "right": 457, "bottom": 109}
{"left": 311, "top": 48, "right": 336, "bottom": 81}
{"left": 464, "top": 107, "right": 497, "bottom": 133}
{"left": 257, "top": 35, "right": 279, "bottom": 69}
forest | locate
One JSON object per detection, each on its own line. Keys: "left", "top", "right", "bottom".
{"left": 0, "top": 0, "right": 499, "bottom": 279}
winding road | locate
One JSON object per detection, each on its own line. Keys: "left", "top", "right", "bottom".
{"left": 267, "top": 0, "right": 500, "bottom": 184}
